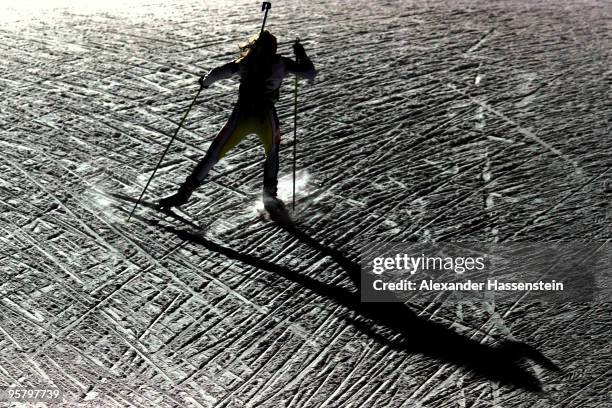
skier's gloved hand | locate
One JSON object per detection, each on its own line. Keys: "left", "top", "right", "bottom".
{"left": 292, "top": 40, "right": 307, "bottom": 63}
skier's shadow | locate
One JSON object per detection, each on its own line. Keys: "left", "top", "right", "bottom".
{"left": 113, "top": 193, "right": 559, "bottom": 392}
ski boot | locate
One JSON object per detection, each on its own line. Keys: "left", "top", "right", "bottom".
{"left": 262, "top": 179, "right": 292, "bottom": 224}
{"left": 158, "top": 176, "right": 199, "bottom": 209}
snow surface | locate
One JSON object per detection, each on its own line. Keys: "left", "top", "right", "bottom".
{"left": 0, "top": 0, "right": 610, "bottom": 406}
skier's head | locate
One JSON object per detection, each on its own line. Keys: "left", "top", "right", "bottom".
{"left": 239, "top": 30, "right": 277, "bottom": 61}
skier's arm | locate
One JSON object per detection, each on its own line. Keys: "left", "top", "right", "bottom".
{"left": 199, "top": 61, "right": 239, "bottom": 87}
{"left": 283, "top": 42, "right": 317, "bottom": 80}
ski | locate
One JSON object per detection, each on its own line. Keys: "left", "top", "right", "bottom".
{"left": 111, "top": 193, "right": 204, "bottom": 232}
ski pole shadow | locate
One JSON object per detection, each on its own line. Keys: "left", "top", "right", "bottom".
{"left": 112, "top": 193, "right": 560, "bottom": 392}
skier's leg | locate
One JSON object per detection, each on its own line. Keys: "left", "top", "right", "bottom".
{"left": 159, "top": 106, "right": 244, "bottom": 208}
{"left": 261, "top": 107, "right": 281, "bottom": 199}
{"left": 260, "top": 108, "right": 290, "bottom": 221}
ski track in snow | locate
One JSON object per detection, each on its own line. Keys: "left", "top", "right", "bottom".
{"left": 0, "top": 0, "right": 611, "bottom": 406}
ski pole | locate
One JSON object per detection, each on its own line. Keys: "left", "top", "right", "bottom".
{"left": 127, "top": 84, "right": 205, "bottom": 222}
{"left": 261, "top": 2, "right": 271, "bottom": 32}
{"left": 293, "top": 70, "right": 298, "bottom": 212}
{"left": 292, "top": 37, "right": 303, "bottom": 212}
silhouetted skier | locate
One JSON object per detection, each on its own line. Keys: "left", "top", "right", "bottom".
{"left": 159, "top": 30, "right": 316, "bottom": 209}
